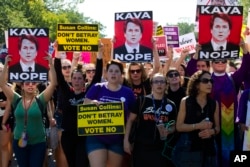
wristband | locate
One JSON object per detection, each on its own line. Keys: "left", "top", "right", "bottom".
{"left": 192, "top": 124, "right": 196, "bottom": 129}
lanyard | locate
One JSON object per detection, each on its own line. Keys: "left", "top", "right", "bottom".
{"left": 151, "top": 94, "right": 164, "bottom": 123}
{"left": 23, "top": 97, "right": 34, "bottom": 131}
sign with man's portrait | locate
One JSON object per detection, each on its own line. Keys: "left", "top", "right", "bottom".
{"left": 194, "top": 0, "right": 239, "bottom": 32}
{"left": 113, "top": 11, "right": 153, "bottom": 63}
{"left": 198, "top": 5, "right": 243, "bottom": 60}
{"left": 8, "top": 28, "right": 49, "bottom": 82}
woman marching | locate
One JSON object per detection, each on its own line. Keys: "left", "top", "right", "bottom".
{"left": 124, "top": 73, "right": 177, "bottom": 167}
{"left": 172, "top": 70, "right": 220, "bottom": 167}
{"left": 0, "top": 54, "right": 57, "bottom": 167}
{"left": 84, "top": 59, "right": 136, "bottom": 167}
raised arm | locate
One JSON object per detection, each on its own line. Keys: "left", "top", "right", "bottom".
{"left": 231, "top": 37, "right": 250, "bottom": 90}
{"left": 85, "top": 40, "right": 104, "bottom": 93}
{"left": 71, "top": 52, "right": 81, "bottom": 71}
{"left": 162, "top": 46, "right": 173, "bottom": 76}
{"left": 186, "top": 44, "right": 201, "bottom": 76}
{"left": 0, "top": 56, "right": 14, "bottom": 102}
{"left": 42, "top": 53, "right": 57, "bottom": 102}
{"left": 173, "top": 48, "right": 189, "bottom": 70}
{"left": 150, "top": 38, "right": 160, "bottom": 79}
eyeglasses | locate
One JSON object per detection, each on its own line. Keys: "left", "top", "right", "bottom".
{"left": 86, "top": 69, "right": 96, "bottom": 74}
{"left": 213, "top": 60, "right": 227, "bottom": 64}
{"left": 167, "top": 72, "right": 180, "bottom": 78}
{"left": 62, "top": 65, "right": 71, "bottom": 70}
{"left": 152, "top": 80, "right": 166, "bottom": 84}
{"left": 130, "top": 69, "right": 141, "bottom": 74}
{"left": 24, "top": 82, "right": 36, "bottom": 86}
{"left": 199, "top": 78, "right": 213, "bottom": 84}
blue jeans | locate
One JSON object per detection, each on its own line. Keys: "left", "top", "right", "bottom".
{"left": 13, "top": 140, "right": 46, "bottom": 167}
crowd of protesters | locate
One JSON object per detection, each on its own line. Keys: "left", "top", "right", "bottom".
{"left": 0, "top": 15, "right": 250, "bottom": 167}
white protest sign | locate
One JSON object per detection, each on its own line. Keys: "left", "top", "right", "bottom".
{"left": 173, "top": 32, "right": 196, "bottom": 57}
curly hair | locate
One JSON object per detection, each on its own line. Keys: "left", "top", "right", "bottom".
{"left": 186, "top": 70, "right": 211, "bottom": 97}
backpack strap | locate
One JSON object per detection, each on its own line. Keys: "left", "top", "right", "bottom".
{"left": 12, "top": 96, "right": 46, "bottom": 124}
{"left": 35, "top": 96, "right": 44, "bottom": 114}
{"left": 12, "top": 97, "right": 22, "bottom": 111}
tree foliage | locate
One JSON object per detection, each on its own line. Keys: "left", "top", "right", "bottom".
{"left": 239, "top": 0, "right": 250, "bottom": 24}
{"left": 0, "top": 0, "right": 105, "bottom": 44}
{"left": 177, "top": 22, "right": 195, "bottom": 36}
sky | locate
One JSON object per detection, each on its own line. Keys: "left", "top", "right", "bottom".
{"left": 78, "top": 0, "right": 197, "bottom": 38}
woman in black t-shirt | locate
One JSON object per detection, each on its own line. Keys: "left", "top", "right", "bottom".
{"left": 124, "top": 73, "right": 177, "bottom": 167}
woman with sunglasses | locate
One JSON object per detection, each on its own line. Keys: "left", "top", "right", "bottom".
{"left": 0, "top": 54, "right": 57, "bottom": 167}
{"left": 53, "top": 55, "right": 72, "bottom": 167}
{"left": 163, "top": 47, "right": 190, "bottom": 90}
{"left": 166, "top": 69, "right": 186, "bottom": 112}
{"left": 126, "top": 39, "right": 160, "bottom": 98}
{"left": 189, "top": 36, "right": 250, "bottom": 167}
{"left": 53, "top": 39, "right": 104, "bottom": 167}
{"left": 54, "top": 47, "right": 87, "bottom": 167}
{"left": 172, "top": 70, "right": 220, "bottom": 167}
{"left": 124, "top": 73, "right": 177, "bottom": 167}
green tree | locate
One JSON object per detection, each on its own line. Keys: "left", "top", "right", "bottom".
{"left": 177, "top": 22, "right": 195, "bottom": 36}
{"left": 0, "top": 0, "right": 105, "bottom": 44}
{"left": 239, "top": 0, "right": 250, "bottom": 24}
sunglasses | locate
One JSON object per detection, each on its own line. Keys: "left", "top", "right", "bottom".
{"left": 199, "top": 78, "right": 213, "bottom": 84}
{"left": 167, "top": 72, "right": 180, "bottom": 78}
{"left": 213, "top": 60, "right": 227, "bottom": 64}
{"left": 62, "top": 65, "right": 71, "bottom": 70}
{"left": 130, "top": 69, "right": 141, "bottom": 74}
{"left": 86, "top": 69, "right": 96, "bottom": 74}
{"left": 24, "top": 82, "right": 36, "bottom": 86}
{"left": 152, "top": 80, "right": 165, "bottom": 84}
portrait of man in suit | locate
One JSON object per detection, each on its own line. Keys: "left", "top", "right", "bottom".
{"left": 114, "top": 18, "right": 152, "bottom": 55}
{"left": 9, "top": 34, "right": 47, "bottom": 74}
{"left": 201, "top": 13, "right": 239, "bottom": 52}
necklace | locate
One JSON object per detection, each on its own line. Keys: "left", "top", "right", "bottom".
{"left": 151, "top": 94, "right": 164, "bottom": 123}
{"left": 22, "top": 96, "right": 34, "bottom": 131}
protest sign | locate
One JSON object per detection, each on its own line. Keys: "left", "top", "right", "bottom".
{"left": 173, "top": 32, "right": 196, "bottom": 57}
{"left": 113, "top": 11, "right": 153, "bottom": 62}
{"left": 57, "top": 24, "right": 99, "bottom": 52}
{"left": 198, "top": 5, "right": 243, "bottom": 60}
{"left": 77, "top": 102, "right": 125, "bottom": 136}
{"left": 155, "top": 35, "right": 168, "bottom": 60}
{"left": 8, "top": 28, "right": 49, "bottom": 82}
{"left": 164, "top": 26, "right": 179, "bottom": 48}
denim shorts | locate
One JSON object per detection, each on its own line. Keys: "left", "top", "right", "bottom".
{"left": 86, "top": 136, "right": 124, "bottom": 155}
